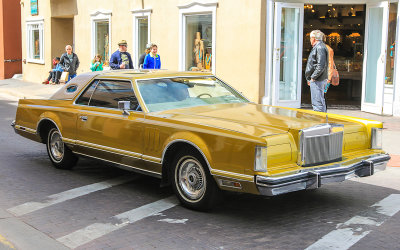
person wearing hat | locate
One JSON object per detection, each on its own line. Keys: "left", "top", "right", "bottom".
{"left": 138, "top": 43, "right": 152, "bottom": 69}
{"left": 109, "top": 40, "right": 133, "bottom": 70}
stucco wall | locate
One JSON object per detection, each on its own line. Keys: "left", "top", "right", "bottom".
{"left": 22, "top": 0, "right": 264, "bottom": 103}
{"left": 21, "top": 0, "right": 52, "bottom": 83}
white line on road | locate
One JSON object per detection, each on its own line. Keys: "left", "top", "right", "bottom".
{"left": 305, "top": 194, "right": 400, "bottom": 250}
{"left": 56, "top": 196, "right": 178, "bottom": 249}
{"left": 7, "top": 175, "right": 137, "bottom": 217}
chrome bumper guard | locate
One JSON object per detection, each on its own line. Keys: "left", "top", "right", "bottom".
{"left": 11, "top": 120, "right": 17, "bottom": 133}
{"left": 256, "top": 154, "right": 390, "bottom": 196}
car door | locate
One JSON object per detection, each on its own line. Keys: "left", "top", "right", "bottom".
{"left": 73, "top": 79, "right": 161, "bottom": 176}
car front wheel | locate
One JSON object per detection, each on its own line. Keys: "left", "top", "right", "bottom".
{"left": 172, "top": 149, "right": 220, "bottom": 210}
{"left": 46, "top": 127, "right": 78, "bottom": 169}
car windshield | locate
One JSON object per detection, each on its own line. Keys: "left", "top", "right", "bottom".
{"left": 136, "top": 77, "right": 249, "bottom": 112}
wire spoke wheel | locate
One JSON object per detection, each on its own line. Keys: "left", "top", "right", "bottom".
{"left": 178, "top": 159, "right": 206, "bottom": 201}
{"left": 49, "top": 130, "right": 64, "bottom": 162}
{"left": 46, "top": 127, "right": 78, "bottom": 169}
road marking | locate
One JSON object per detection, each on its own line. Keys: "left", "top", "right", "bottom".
{"left": 57, "top": 196, "right": 178, "bottom": 249}
{"left": 305, "top": 194, "right": 400, "bottom": 250}
{"left": 0, "top": 234, "right": 15, "bottom": 249}
{"left": 7, "top": 175, "right": 137, "bottom": 216}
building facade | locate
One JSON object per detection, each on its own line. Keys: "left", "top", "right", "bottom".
{"left": 21, "top": 0, "right": 400, "bottom": 116}
{"left": 0, "top": 0, "right": 22, "bottom": 79}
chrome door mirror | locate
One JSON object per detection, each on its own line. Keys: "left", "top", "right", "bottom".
{"left": 118, "top": 101, "right": 130, "bottom": 115}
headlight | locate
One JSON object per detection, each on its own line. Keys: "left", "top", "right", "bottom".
{"left": 255, "top": 146, "right": 267, "bottom": 172}
{"left": 371, "top": 127, "right": 383, "bottom": 149}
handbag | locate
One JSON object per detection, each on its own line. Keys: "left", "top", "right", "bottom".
{"left": 331, "top": 62, "right": 339, "bottom": 86}
{"left": 60, "top": 72, "right": 69, "bottom": 83}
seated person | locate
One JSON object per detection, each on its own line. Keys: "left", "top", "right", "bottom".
{"left": 42, "top": 57, "right": 63, "bottom": 84}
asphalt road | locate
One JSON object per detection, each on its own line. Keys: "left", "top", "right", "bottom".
{"left": 0, "top": 98, "right": 400, "bottom": 250}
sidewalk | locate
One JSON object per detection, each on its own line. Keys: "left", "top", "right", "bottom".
{"left": 1, "top": 78, "right": 399, "bottom": 167}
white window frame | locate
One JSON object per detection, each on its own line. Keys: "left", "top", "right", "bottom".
{"left": 91, "top": 10, "right": 112, "bottom": 68}
{"left": 178, "top": 1, "right": 217, "bottom": 74}
{"left": 132, "top": 9, "right": 152, "bottom": 69}
{"left": 26, "top": 19, "right": 44, "bottom": 64}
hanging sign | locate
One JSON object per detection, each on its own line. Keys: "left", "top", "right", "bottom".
{"left": 31, "top": 0, "right": 38, "bottom": 16}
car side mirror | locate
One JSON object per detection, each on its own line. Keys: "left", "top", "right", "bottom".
{"left": 118, "top": 101, "right": 130, "bottom": 115}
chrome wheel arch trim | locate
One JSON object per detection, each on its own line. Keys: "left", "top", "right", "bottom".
{"left": 36, "top": 117, "right": 63, "bottom": 138}
{"left": 162, "top": 139, "right": 213, "bottom": 173}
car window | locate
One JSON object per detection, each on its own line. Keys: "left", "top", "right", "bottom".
{"left": 137, "top": 77, "right": 248, "bottom": 112}
{"left": 75, "top": 80, "right": 99, "bottom": 105}
{"left": 89, "top": 80, "right": 140, "bottom": 110}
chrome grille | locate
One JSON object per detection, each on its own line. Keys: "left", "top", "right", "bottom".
{"left": 300, "top": 124, "right": 344, "bottom": 167}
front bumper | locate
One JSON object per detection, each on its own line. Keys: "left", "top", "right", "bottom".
{"left": 256, "top": 154, "right": 390, "bottom": 196}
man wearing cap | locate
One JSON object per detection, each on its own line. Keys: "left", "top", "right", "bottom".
{"left": 109, "top": 40, "right": 134, "bottom": 70}
{"left": 138, "top": 43, "right": 152, "bottom": 69}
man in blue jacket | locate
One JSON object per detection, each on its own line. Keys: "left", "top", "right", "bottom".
{"left": 109, "top": 40, "right": 134, "bottom": 70}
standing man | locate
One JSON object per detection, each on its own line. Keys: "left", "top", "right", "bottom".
{"left": 110, "top": 40, "right": 133, "bottom": 70}
{"left": 305, "top": 30, "right": 328, "bottom": 112}
{"left": 60, "top": 45, "right": 80, "bottom": 82}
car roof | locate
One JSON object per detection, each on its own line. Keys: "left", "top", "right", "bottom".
{"left": 97, "top": 69, "right": 213, "bottom": 79}
{"left": 50, "top": 70, "right": 214, "bottom": 100}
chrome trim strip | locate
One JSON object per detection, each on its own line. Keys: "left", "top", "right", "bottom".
{"left": 142, "top": 155, "right": 162, "bottom": 163}
{"left": 212, "top": 169, "right": 254, "bottom": 182}
{"left": 256, "top": 154, "right": 390, "bottom": 196}
{"left": 73, "top": 151, "right": 162, "bottom": 178}
{"left": 15, "top": 125, "right": 37, "bottom": 134}
{"left": 68, "top": 138, "right": 162, "bottom": 165}
{"left": 75, "top": 140, "right": 141, "bottom": 159}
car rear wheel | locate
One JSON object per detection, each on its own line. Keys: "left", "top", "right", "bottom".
{"left": 46, "top": 127, "right": 78, "bottom": 169}
{"left": 171, "top": 149, "right": 220, "bottom": 210}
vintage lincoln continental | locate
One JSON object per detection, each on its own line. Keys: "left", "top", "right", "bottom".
{"left": 12, "top": 70, "right": 390, "bottom": 210}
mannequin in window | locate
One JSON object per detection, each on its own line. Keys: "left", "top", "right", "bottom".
{"left": 193, "top": 32, "right": 204, "bottom": 69}
{"left": 204, "top": 45, "right": 212, "bottom": 71}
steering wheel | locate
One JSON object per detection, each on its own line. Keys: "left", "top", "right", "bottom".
{"left": 196, "top": 93, "right": 212, "bottom": 98}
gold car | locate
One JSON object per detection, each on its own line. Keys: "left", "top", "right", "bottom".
{"left": 12, "top": 70, "right": 390, "bottom": 210}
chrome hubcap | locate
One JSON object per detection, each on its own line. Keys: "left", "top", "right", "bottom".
{"left": 50, "top": 131, "right": 64, "bottom": 162}
{"left": 178, "top": 158, "right": 206, "bottom": 201}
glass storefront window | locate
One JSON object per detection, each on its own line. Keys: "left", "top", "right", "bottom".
{"left": 137, "top": 17, "right": 149, "bottom": 66}
{"left": 385, "top": 3, "right": 398, "bottom": 85}
{"left": 185, "top": 14, "right": 212, "bottom": 72}
{"left": 95, "top": 21, "right": 109, "bottom": 66}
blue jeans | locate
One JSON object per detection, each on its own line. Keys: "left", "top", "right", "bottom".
{"left": 67, "top": 74, "right": 77, "bottom": 82}
{"left": 310, "top": 79, "right": 327, "bottom": 112}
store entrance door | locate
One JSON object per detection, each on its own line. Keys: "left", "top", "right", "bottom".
{"left": 361, "top": 2, "right": 389, "bottom": 114}
{"left": 272, "top": 2, "right": 304, "bottom": 108}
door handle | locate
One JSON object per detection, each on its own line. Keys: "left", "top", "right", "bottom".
{"left": 80, "top": 116, "right": 88, "bottom": 122}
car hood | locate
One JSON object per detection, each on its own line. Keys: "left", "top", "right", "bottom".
{"left": 151, "top": 103, "right": 363, "bottom": 138}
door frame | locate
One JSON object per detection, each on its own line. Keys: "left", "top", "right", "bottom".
{"left": 271, "top": 2, "right": 304, "bottom": 108}
{"left": 361, "top": 1, "right": 389, "bottom": 114}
